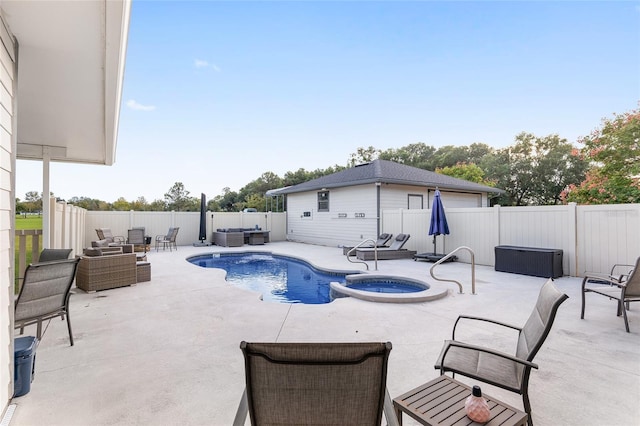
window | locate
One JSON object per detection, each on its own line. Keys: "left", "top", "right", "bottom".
{"left": 408, "top": 194, "right": 423, "bottom": 209}
{"left": 317, "top": 191, "right": 329, "bottom": 212}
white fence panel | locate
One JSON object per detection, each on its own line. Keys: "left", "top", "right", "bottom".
{"left": 577, "top": 204, "right": 640, "bottom": 275}
{"left": 498, "top": 205, "right": 573, "bottom": 275}
{"left": 85, "top": 211, "right": 287, "bottom": 249}
{"left": 446, "top": 208, "right": 498, "bottom": 265}
{"left": 381, "top": 203, "right": 640, "bottom": 276}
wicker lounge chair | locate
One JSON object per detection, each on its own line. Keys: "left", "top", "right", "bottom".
{"left": 356, "top": 234, "right": 416, "bottom": 260}
{"left": 233, "top": 341, "right": 399, "bottom": 426}
{"left": 95, "top": 228, "right": 125, "bottom": 245}
{"left": 581, "top": 256, "right": 640, "bottom": 332}
{"left": 15, "top": 258, "right": 80, "bottom": 346}
{"left": 343, "top": 233, "right": 393, "bottom": 256}
{"left": 434, "top": 278, "right": 568, "bottom": 425}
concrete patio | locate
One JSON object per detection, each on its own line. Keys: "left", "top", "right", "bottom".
{"left": 7, "top": 242, "right": 640, "bottom": 426}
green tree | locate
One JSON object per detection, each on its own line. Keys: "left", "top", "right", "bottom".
{"left": 244, "top": 193, "right": 266, "bottom": 211}
{"left": 112, "top": 197, "right": 131, "bottom": 211}
{"left": 213, "top": 187, "right": 241, "bottom": 212}
{"left": 239, "top": 172, "right": 283, "bottom": 203}
{"left": 348, "top": 146, "right": 380, "bottom": 166}
{"left": 149, "top": 199, "right": 167, "bottom": 211}
{"left": 379, "top": 142, "right": 436, "bottom": 168}
{"left": 164, "top": 182, "right": 194, "bottom": 211}
{"left": 24, "top": 191, "right": 41, "bottom": 213}
{"left": 563, "top": 108, "right": 640, "bottom": 204}
{"left": 436, "top": 163, "right": 495, "bottom": 186}
{"left": 485, "top": 133, "right": 587, "bottom": 205}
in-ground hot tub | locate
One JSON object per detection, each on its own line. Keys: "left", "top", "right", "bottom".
{"left": 330, "top": 274, "right": 449, "bottom": 303}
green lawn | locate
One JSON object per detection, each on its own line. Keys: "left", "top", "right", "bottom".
{"left": 15, "top": 215, "right": 43, "bottom": 231}
{"left": 15, "top": 215, "right": 42, "bottom": 292}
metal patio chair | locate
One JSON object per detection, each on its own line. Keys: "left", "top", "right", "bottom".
{"left": 127, "top": 228, "right": 147, "bottom": 253}
{"left": 434, "top": 278, "right": 568, "bottom": 425}
{"left": 581, "top": 257, "right": 640, "bottom": 332}
{"left": 37, "top": 248, "right": 72, "bottom": 262}
{"left": 155, "top": 227, "right": 179, "bottom": 252}
{"left": 233, "top": 341, "right": 399, "bottom": 426}
{"left": 15, "top": 258, "right": 80, "bottom": 346}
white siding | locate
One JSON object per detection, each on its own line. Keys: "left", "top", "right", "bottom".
{"left": 0, "top": 11, "right": 15, "bottom": 414}
{"left": 285, "top": 184, "right": 490, "bottom": 247}
{"left": 286, "top": 186, "right": 379, "bottom": 247}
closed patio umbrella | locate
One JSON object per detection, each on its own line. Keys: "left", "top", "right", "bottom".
{"left": 194, "top": 193, "right": 210, "bottom": 246}
{"left": 428, "top": 189, "right": 449, "bottom": 257}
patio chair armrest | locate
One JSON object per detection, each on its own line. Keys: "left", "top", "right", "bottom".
{"left": 582, "top": 275, "right": 625, "bottom": 289}
{"left": 452, "top": 315, "right": 521, "bottom": 340}
{"left": 113, "top": 236, "right": 125, "bottom": 244}
{"left": 443, "top": 340, "right": 539, "bottom": 369}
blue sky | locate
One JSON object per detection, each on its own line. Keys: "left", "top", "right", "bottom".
{"left": 16, "top": 0, "right": 640, "bottom": 203}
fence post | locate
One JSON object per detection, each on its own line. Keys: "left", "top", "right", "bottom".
{"left": 567, "top": 202, "right": 578, "bottom": 277}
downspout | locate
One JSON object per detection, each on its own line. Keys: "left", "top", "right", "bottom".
{"left": 376, "top": 182, "right": 381, "bottom": 236}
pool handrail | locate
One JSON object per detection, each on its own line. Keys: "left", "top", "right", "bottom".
{"left": 346, "top": 239, "right": 378, "bottom": 271}
{"left": 429, "top": 246, "right": 476, "bottom": 294}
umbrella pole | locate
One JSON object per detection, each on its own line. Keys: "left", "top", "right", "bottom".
{"left": 433, "top": 235, "right": 437, "bottom": 255}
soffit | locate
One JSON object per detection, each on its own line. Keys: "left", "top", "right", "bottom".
{"left": 1, "top": 0, "right": 130, "bottom": 165}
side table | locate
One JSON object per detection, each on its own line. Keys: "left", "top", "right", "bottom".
{"left": 393, "top": 375, "right": 527, "bottom": 426}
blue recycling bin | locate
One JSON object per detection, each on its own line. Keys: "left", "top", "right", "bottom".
{"left": 14, "top": 336, "right": 37, "bottom": 397}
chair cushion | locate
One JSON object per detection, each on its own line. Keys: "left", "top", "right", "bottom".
{"left": 92, "top": 239, "right": 109, "bottom": 248}
{"left": 83, "top": 248, "right": 103, "bottom": 257}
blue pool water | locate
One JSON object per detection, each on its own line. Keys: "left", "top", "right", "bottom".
{"left": 348, "top": 281, "right": 423, "bottom": 293}
{"left": 188, "top": 253, "right": 350, "bottom": 304}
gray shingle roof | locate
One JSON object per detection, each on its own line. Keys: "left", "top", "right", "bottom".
{"left": 275, "top": 160, "right": 503, "bottom": 194}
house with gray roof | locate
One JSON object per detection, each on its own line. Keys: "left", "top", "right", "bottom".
{"left": 273, "top": 160, "right": 503, "bottom": 247}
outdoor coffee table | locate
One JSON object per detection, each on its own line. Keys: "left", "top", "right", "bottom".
{"left": 393, "top": 375, "right": 527, "bottom": 426}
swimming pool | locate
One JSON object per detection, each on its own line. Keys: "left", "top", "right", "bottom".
{"left": 188, "top": 252, "right": 359, "bottom": 304}
{"left": 188, "top": 252, "right": 448, "bottom": 304}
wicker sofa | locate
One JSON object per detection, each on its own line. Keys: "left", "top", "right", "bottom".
{"left": 76, "top": 247, "right": 137, "bottom": 292}
{"left": 213, "top": 228, "right": 270, "bottom": 247}
{"left": 213, "top": 229, "right": 245, "bottom": 247}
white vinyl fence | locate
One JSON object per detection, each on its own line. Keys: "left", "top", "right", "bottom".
{"left": 381, "top": 203, "right": 640, "bottom": 277}
{"left": 84, "top": 211, "right": 287, "bottom": 249}
{"left": 37, "top": 202, "right": 639, "bottom": 278}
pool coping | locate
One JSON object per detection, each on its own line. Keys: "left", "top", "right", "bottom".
{"left": 330, "top": 274, "right": 450, "bottom": 303}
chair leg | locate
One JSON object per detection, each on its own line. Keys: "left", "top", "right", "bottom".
{"left": 621, "top": 303, "right": 631, "bottom": 332}
{"left": 384, "top": 388, "right": 400, "bottom": 426}
{"left": 523, "top": 390, "right": 533, "bottom": 426}
{"left": 232, "top": 389, "right": 248, "bottom": 426}
{"left": 66, "top": 311, "right": 74, "bottom": 346}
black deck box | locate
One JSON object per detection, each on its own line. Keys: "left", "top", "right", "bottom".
{"left": 494, "top": 245, "right": 563, "bottom": 278}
